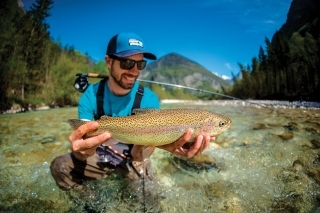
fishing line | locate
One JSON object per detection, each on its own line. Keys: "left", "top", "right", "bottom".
{"left": 76, "top": 73, "right": 274, "bottom": 111}
{"left": 142, "top": 161, "right": 146, "bottom": 213}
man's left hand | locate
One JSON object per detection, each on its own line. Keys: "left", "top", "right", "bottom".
{"left": 158, "top": 129, "right": 214, "bottom": 158}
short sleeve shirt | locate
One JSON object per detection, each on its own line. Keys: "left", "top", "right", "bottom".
{"left": 78, "top": 80, "right": 160, "bottom": 120}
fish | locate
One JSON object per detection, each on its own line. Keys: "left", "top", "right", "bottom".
{"left": 68, "top": 108, "right": 232, "bottom": 146}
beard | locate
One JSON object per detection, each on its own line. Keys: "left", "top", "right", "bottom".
{"left": 109, "top": 65, "right": 138, "bottom": 90}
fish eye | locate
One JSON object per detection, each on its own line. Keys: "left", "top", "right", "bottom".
{"left": 219, "top": 121, "right": 225, "bottom": 127}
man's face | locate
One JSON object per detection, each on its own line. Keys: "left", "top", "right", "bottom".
{"left": 107, "top": 53, "right": 144, "bottom": 90}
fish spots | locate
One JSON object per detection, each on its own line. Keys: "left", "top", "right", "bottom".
{"left": 70, "top": 108, "right": 232, "bottom": 146}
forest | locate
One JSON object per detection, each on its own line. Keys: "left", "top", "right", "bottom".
{"left": 1, "top": 0, "right": 319, "bottom": 112}
{"left": 228, "top": 31, "right": 320, "bottom": 101}
{"left": 0, "top": 0, "right": 108, "bottom": 112}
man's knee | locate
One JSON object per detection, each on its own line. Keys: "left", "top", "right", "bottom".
{"left": 50, "top": 154, "right": 82, "bottom": 190}
{"left": 50, "top": 155, "right": 70, "bottom": 177}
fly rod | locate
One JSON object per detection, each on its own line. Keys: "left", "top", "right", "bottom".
{"left": 74, "top": 73, "right": 272, "bottom": 110}
{"left": 85, "top": 73, "right": 239, "bottom": 100}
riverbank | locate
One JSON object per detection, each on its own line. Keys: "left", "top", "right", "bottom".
{"left": 161, "top": 99, "right": 320, "bottom": 110}
{"left": 2, "top": 99, "right": 320, "bottom": 114}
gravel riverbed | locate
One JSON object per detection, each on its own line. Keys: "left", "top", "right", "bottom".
{"left": 161, "top": 99, "right": 320, "bottom": 110}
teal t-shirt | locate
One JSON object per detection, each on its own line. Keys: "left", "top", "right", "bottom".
{"left": 78, "top": 80, "right": 160, "bottom": 120}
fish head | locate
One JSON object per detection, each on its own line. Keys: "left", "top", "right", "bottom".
{"left": 202, "top": 114, "right": 232, "bottom": 136}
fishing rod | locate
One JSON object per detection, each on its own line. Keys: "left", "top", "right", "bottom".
{"left": 74, "top": 72, "right": 271, "bottom": 109}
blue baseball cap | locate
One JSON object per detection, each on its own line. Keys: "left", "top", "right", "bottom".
{"left": 106, "top": 32, "right": 157, "bottom": 60}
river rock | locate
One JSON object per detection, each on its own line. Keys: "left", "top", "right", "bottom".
{"left": 283, "top": 122, "right": 299, "bottom": 131}
{"left": 310, "top": 139, "right": 320, "bottom": 149}
{"left": 171, "top": 154, "right": 220, "bottom": 173}
{"left": 40, "top": 136, "right": 56, "bottom": 144}
{"left": 279, "top": 132, "right": 294, "bottom": 140}
{"left": 253, "top": 124, "right": 268, "bottom": 130}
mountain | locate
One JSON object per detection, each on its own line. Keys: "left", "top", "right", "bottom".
{"left": 274, "top": 0, "right": 320, "bottom": 42}
{"left": 140, "top": 53, "right": 231, "bottom": 92}
{"left": 17, "top": 0, "right": 26, "bottom": 13}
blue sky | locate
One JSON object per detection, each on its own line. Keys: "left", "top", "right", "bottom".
{"left": 22, "top": 0, "right": 292, "bottom": 79}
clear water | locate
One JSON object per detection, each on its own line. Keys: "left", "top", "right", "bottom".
{"left": 0, "top": 103, "right": 320, "bottom": 213}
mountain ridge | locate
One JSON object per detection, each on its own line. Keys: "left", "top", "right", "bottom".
{"left": 141, "top": 53, "right": 231, "bottom": 92}
{"left": 274, "top": 0, "right": 320, "bottom": 42}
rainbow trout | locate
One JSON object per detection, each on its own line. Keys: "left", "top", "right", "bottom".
{"left": 68, "top": 108, "right": 232, "bottom": 146}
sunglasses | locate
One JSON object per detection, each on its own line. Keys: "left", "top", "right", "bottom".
{"left": 110, "top": 56, "right": 147, "bottom": 70}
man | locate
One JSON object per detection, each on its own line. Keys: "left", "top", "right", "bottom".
{"left": 50, "top": 32, "right": 213, "bottom": 190}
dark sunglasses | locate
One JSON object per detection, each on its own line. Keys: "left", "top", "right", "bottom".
{"left": 110, "top": 56, "right": 147, "bottom": 70}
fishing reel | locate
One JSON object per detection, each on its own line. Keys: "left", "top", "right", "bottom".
{"left": 74, "top": 73, "right": 90, "bottom": 93}
{"left": 74, "top": 73, "right": 109, "bottom": 93}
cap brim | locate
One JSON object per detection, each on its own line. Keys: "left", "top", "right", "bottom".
{"left": 114, "top": 50, "right": 157, "bottom": 60}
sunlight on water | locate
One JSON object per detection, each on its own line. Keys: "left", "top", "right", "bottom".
{"left": 0, "top": 103, "right": 319, "bottom": 212}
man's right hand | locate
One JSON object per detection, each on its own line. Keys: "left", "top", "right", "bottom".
{"left": 68, "top": 121, "right": 111, "bottom": 161}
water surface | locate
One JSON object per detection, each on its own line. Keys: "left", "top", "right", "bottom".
{"left": 0, "top": 103, "right": 319, "bottom": 212}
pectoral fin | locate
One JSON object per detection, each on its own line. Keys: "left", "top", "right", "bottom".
{"left": 102, "top": 138, "right": 119, "bottom": 146}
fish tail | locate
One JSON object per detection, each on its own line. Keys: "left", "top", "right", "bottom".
{"left": 68, "top": 119, "right": 88, "bottom": 130}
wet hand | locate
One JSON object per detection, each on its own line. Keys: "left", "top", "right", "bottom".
{"left": 158, "top": 128, "right": 214, "bottom": 158}
{"left": 68, "top": 121, "right": 111, "bottom": 161}
{"left": 131, "top": 145, "right": 155, "bottom": 162}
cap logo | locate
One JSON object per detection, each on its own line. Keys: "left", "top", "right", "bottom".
{"left": 128, "top": 38, "right": 143, "bottom": 47}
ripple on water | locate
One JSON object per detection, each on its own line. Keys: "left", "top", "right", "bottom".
{"left": 0, "top": 105, "right": 320, "bottom": 212}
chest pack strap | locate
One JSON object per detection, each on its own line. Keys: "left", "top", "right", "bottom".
{"left": 96, "top": 78, "right": 107, "bottom": 119}
{"left": 96, "top": 79, "right": 144, "bottom": 118}
{"left": 131, "top": 85, "right": 144, "bottom": 114}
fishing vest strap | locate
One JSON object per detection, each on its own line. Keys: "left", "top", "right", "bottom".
{"left": 131, "top": 85, "right": 144, "bottom": 115}
{"left": 95, "top": 78, "right": 144, "bottom": 118}
{"left": 96, "top": 78, "right": 107, "bottom": 119}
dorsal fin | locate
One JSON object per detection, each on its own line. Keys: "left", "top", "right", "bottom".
{"left": 100, "top": 115, "right": 112, "bottom": 119}
{"left": 68, "top": 119, "right": 88, "bottom": 130}
{"left": 132, "top": 108, "right": 159, "bottom": 115}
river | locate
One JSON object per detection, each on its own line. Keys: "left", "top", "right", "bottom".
{"left": 0, "top": 102, "right": 319, "bottom": 213}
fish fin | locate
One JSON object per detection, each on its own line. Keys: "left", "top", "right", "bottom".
{"left": 68, "top": 119, "right": 88, "bottom": 130}
{"left": 132, "top": 108, "right": 159, "bottom": 115}
{"left": 102, "top": 138, "right": 119, "bottom": 146}
{"left": 100, "top": 115, "right": 112, "bottom": 119}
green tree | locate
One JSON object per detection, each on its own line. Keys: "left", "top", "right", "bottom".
{"left": 0, "top": 0, "right": 26, "bottom": 108}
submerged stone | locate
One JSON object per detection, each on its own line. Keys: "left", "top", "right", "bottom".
{"left": 171, "top": 154, "right": 220, "bottom": 173}
{"left": 279, "top": 132, "right": 294, "bottom": 140}
{"left": 305, "top": 126, "right": 319, "bottom": 134}
{"left": 310, "top": 139, "right": 320, "bottom": 149}
{"left": 253, "top": 123, "right": 268, "bottom": 130}
{"left": 283, "top": 122, "right": 299, "bottom": 131}
{"left": 40, "top": 136, "right": 56, "bottom": 144}
{"left": 270, "top": 196, "right": 298, "bottom": 213}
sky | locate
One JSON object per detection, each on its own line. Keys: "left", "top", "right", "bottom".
{"left": 22, "top": 0, "right": 292, "bottom": 79}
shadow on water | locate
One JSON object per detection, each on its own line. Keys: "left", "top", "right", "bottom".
{"left": 0, "top": 104, "right": 320, "bottom": 212}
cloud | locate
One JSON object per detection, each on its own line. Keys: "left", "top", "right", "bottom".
{"left": 222, "top": 75, "right": 231, "bottom": 80}
{"left": 236, "top": 0, "right": 291, "bottom": 33}
{"left": 264, "top": 20, "right": 275, "bottom": 24}
{"left": 225, "top": 63, "right": 232, "bottom": 70}
{"left": 213, "top": 72, "right": 231, "bottom": 80}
